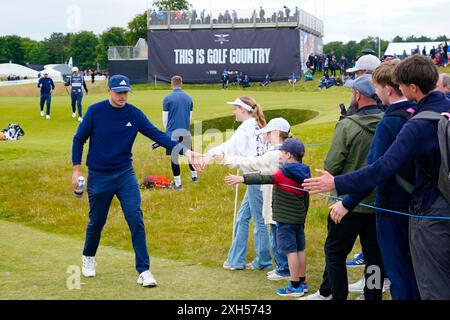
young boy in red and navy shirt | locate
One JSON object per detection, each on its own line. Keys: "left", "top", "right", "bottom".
{"left": 225, "top": 138, "right": 311, "bottom": 297}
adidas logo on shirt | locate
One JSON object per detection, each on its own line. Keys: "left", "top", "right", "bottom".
{"left": 126, "top": 122, "right": 132, "bottom": 127}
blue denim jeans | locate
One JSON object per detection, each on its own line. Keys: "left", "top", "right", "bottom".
{"left": 83, "top": 167, "right": 150, "bottom": 274}
{"left": 227, "top": 185, "right": 272, "bottom": 269}
{"left": 270, "top": 224, "right": 290, "bottom": 276}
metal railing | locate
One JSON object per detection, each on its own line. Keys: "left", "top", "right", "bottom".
{"left": 147, "top": 8, "right": 324, "bottom": 37}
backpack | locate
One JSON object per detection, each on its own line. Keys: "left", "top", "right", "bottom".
{"left": 2, "top": 124, "right": 25, "bottom": 141}
{"left": 142, "top": 175, "right": 172, "bottom": 189}
{"left": 411, "top": 111, "right": 450, "bottom": 203}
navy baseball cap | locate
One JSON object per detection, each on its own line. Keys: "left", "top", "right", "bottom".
{"left": 280, "top": 138, "right": 305, "bottom": 159}
{"left": 108, "top": 75, "right": 131, "bottom": 93}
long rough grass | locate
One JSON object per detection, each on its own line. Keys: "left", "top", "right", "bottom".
{"left": 0, "top": 80, "right": 389, "bottom": 299}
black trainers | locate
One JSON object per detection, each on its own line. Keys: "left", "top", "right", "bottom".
{"left": 192, "top": 176, "right": 199, "bottom": 183}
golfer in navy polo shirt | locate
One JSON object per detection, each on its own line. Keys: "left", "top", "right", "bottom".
{"left": 72, "top": 75, "right": 204, "bottom": 287}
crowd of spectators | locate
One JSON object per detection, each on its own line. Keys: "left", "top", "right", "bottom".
{"left": 149, "top": 6, "right": 301, "bottom": 25}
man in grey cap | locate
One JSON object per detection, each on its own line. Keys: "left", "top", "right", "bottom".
{"left": 300, "top": 74, "right": 384, "bottom": 300}
{"left": 344, "top": 55, "right": 381, "bottom": 116}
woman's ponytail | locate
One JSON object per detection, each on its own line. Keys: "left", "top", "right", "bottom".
{"left": 239, "top": 96, "right": 267, "bottom": 128}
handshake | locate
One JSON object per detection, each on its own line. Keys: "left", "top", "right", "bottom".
{"left": 184, "top": 151, "right": 228, "bottom": 172}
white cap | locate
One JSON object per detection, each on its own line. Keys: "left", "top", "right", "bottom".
{"left": 346, "top": 54, "right": 381, "bottom": 73}
{"left": 227, "top": 98, "right": 254, "bottom": 112}
{"left": 260, "top": 117, "right": 291, "bottom": 134}
{"left": 72, "top": 66, "right": 79, "bottom": 73}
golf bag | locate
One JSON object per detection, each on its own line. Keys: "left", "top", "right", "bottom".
{"left": 142, "top": 175, "right": 172, "bottom": 189}
{"left": 2, "top": 124, "right": 25, "bottom": 141}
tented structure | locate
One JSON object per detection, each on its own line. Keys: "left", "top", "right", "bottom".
{"left": 0, "top": 63, "right": 38, "bottom": 78}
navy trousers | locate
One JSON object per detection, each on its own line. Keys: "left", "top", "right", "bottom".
{"left": 71, "top": 92, "right": 83, "bottom": 117}
{"left": 376, "top": 210, "right": 420, "bottom": 300}
{"left": 83, "top": 167, "right": 150, "bottom": 274}
{"left": 40, "top": 93, "right": 51, "bottom": 115}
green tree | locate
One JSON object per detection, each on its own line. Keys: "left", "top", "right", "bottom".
{"left": 96, "top": 27, "right": 128, "bottom": 70}
{"left": 392, "top": 35, "right": 404, "bottom": 42}
{"left": 126, "top": 12, "right": 148, "bottom": 44}
{"left": 152, "top": 0, "right": 191, "bottom": 10}
{"left": 43, "top": 32, "right": 70, "bottom": 63}
{"left": 0, "top": 35, "right": 25, "bottom": 64}
{"left": 434, "top": 35, "right": 449, "bottom": 42}
{"left": 68, "top": 31, "right": 99, "bottom": 70}
{"left": 22, "top": 39, "right": 49, "bottom": 65}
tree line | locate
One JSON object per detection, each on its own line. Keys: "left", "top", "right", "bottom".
{"left": 0, "top": 0, "right": 190, "bottom": 71}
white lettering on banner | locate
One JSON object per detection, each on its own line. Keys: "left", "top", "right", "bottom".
{"left": 174, "top": 49, "right": 194, "bottom": 64}
{"left": 207, "top": 49, "right": 228, "bottom": 64}
{"left": 175, "top": 48, "right": 272, "bottom": 65}
{"left": 196, "top": 49, "right": 205, "bottom": 64}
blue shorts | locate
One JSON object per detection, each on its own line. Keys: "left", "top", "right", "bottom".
{"left": 277, "top": 222, "right": 305, "bottom": 254}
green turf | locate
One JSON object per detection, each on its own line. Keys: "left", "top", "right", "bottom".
{"left": 0, "top": 81, "right": 386, "bottom": 299}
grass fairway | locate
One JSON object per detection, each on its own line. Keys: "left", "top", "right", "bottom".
{"left": 0, "top": 81, "right": 379, "bottom": 299}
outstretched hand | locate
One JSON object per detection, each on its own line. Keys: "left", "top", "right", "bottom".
{"left": 185, "top": 150, "right": 209, "bottom": 172}
{"left": 302, "top": 169, "right": 336, "bottom": 194}
{"left": 225, "top": 174, "right": 244, "bottom": 185}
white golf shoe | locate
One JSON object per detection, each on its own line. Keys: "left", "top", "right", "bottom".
{"left": 82, "top": 255, "right": 96, "bottom": 278}
{"left": 137, "top": 270, "right": 157, "bottom": 287}
{"left": 78, "top": 117, "right": 83, "bottom": 122}
{"left": 72, "top": 112, "right": 76, "bottom": 118}
{"left": 40, "top": 111, "right": 45, "bottom": 117}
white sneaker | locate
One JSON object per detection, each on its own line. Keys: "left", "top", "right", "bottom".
{"left": 82, "top": 255, "right": 96, "bottom": 278}
{"left": 266, "top": 269, "right": 279, "bottom": 276}
{"left": 78, "top": 117, "right": 83, "bottom": 122}
{"left": 349, "top": 277, "right": 390, "bottom": 293}
{"left": 40, "top": 111, "right": 45, "bottom": 117}
{"left": 137, "top": 270, "right": 157, "bottom": 287}
{"left": 72, "top": 112, "right": 76, "bottom": 118}
{"left": 267, "top": 271, "right": 291, "bottom": 281}
{"left": 46, "top": 115, "right": 50, "bottom": 120}
{"left": 348, "top": 277, "right": 365, "bottom": 293}
{"left": 298, "top": 290, "right": 332, "bottom": 300}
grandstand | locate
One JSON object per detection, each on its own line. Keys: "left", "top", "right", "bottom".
{"left": 109, "top": 7, "right": 324, "bottom": 84}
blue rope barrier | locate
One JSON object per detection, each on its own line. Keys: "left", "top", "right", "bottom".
{"left": 278, "top": 183, "right": 450, "bottom": 221}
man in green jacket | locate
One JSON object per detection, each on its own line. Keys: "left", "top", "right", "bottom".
{"left": 303, "top": 75, "right": 384, "bottom": 301}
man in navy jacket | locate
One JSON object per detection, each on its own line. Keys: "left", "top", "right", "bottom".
{"left": 37, "top": 72, "right": 55, "bottom": 119}
{"left": 303, "top": 55, "right": 450, "bottom": 300}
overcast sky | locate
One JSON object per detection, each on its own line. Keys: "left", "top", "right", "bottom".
{"left": 0, "top": 0, "right": 448, "bottom": 43}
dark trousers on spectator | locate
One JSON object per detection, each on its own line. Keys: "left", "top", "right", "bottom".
{"left": 319, "top": 211, "right": 384, "bottom": 300}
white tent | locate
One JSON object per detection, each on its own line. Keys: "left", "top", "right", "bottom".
{"left": 0, "top": 63, "right": 38, "bottom": 78}
{"left": 39, "top": 67, "right": 63, "bottom": 81}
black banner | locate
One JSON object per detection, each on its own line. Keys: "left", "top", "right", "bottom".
{"left": 148, "top": 29, "right": 301, "bottom": 83}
